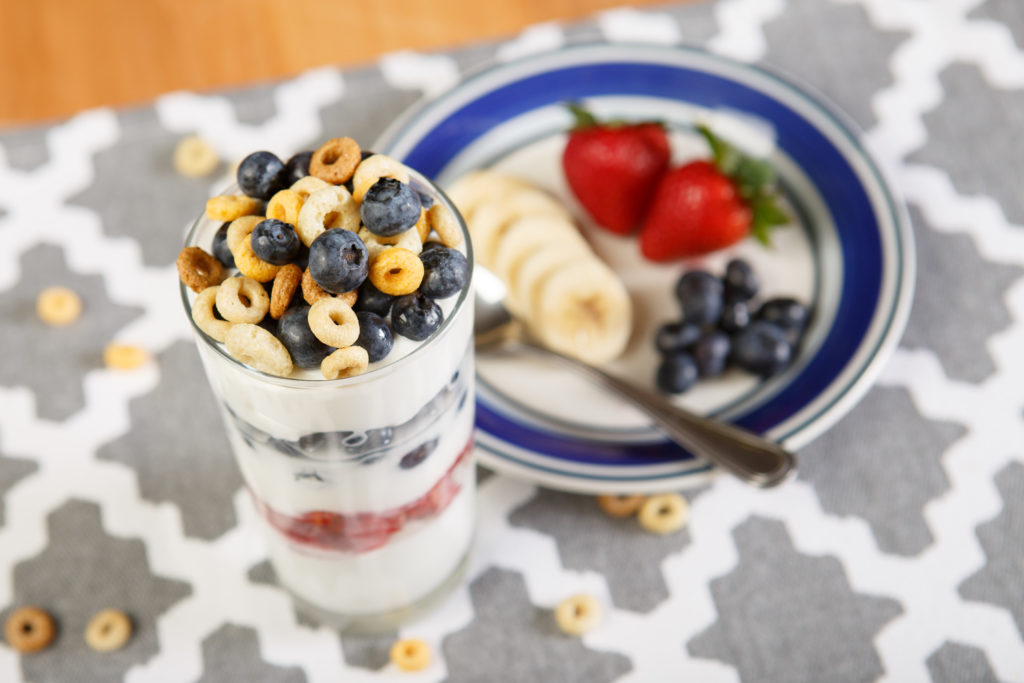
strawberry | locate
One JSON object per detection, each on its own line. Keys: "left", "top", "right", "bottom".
{"left": 562, "top": 103, "right": 670, "bottom": 235}
{"left": 639, "top": 126, "right": 788, "bottom": 261}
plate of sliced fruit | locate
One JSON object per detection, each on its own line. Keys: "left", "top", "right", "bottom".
{"left": 376, "top": 43, "right": 914, "bottom": 493}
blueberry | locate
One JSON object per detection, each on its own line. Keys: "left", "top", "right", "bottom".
{"left": 360, "top": 150, "right": 376, "bottom": 161}
{"left": 675, "top": 270, "right": 723, "bottom": 325}
{"left": 354, "top": 279, "right": 394, "bottom": 317}
{"left": 284, "top": 150, "right": 313, "bottom": 185}
{"left": 656, "top": 353, "right": 699, "bottom": 394}
{"left": 354, "top": 311, "right": 394, "bottom": 363}
{"left": 655, "top": 321, "right": 702, "bottom": 355}
{"left": 277, "top": 305, "right": 332, "bottom": 368}
{"left": 758, "top": 297, "right": 810, "bottom": 345}
{"left": 732, "top": 321, "right": 792, "bottom": 377}
{"left": 421, "top": 241, "right": 446, "bottom": 253}
{"left": 251, "top": 219, "right": 301, "bottom": 265}
{"left": 416, "top": 190, "right": 435, "bottom": 209}
{"left": 719, "top": 299, "right": 752, "bottom": 334}
{"left": 693, "top": 331, "right": 731, "bottom": 377}
{"left": 237, "top": 151, "right": 286, "bottom": 200}
{"left": 399, "top": 438, "right": 438, "bottom": 470}
{"left": 360, "top": 178, "right": 422, "bottom": 237}
{"left": 723, "top": 258, "right": 759, "bottom": 301}
{"left": 212, "top": 222, "right": 234, "bottom": 268}
{"left": 419, "top": 246, "right": 469, "bottom": 299}
{"left": 308, "top": 228, "right": 369, "bottom": 293}
{"left": 391, "top": 292, "right": 443, "bottom": 341}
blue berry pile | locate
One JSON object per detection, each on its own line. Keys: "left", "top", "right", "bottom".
{"left": 654, "top": 258, "right": 810, "bottom": 394}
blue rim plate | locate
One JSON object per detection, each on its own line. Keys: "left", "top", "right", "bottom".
{"left": 376, "top": 43, "right": 914, "bottom": 493}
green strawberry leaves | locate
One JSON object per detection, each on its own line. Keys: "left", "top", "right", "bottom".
{"left": 697, "top": 124, "right": 788, "bottom": 246}
{"left": 566, "top": 102, "right": 665, "bottom": 132}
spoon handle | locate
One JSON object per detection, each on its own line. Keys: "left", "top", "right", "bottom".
{"left": 517, "top": 342, "right": 796, "bottom": 487}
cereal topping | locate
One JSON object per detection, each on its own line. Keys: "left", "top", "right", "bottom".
{"left": 369, "top": 247, "right": 424, "bottom": 296}
{"left": 321, "top": 345, "right": 369, "bottom": 380}
{"left": 205, "top": 194, "right": 262, "bottom": 222}
{"left": 234, "top": 235, "right": 282, "bottom": 283}
{"left": 308, "top": 297, "right": 360, "bottom": 348}
{"left": 225, "top": 323, "right": 294, "bottom": 377}
{"left": 36, "top": 286, "right": 82, "bottom": 326}
{"left": 177, "top": 246, "right": 227, "bottom": 293}
{"left": 428, "top": 203, "right": 463, "bottom": 248}
{"left": 216, "top": 276, "right": 271, "bottom": 323}
{"left": 352, "top": 154, "right": 411, "bottom": 202}
{"left": 266, "top": 189, "right": 304, "bottom": 225}
{"left": 226, "top": 215, "right": 264, "bottom": 255}
{"left": 192, "top": 286, "right": 232, "bottom": 342}
{"left": 270, "top": 263, "right": 302, "bottom": 319}
{"left": 296, "top": 185, "right": 360, "bottom": 247}
{"left": 309, "top": 137, "right": 361, "bottom": 185}
{"left": 290, "top": 174, "right": 330, "bottom": 201}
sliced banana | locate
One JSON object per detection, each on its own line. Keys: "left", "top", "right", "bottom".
{"left": 445, "top": 171, "right": 532, "bottom": 225}
{"left": 508, "top": 244, "right": 588, "bottom": 320}
{"left": 491, "top": 213, "right": 590, "bottom": 284}
{"left": 531, "top": 259, "right": 633, "bottom": 365}
{"left": 469, "top": 189, "right": 570, "bottom": 268}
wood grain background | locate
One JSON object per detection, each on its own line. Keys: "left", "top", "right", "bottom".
{"left": 0, "top": 0, "right": 681, "bottom": 128}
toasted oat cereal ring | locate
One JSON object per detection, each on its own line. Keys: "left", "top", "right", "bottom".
{"left": 225, "top": 323, "right": 294, "bottom": 377}
{"left": 555, "top": 594, "right": 602, "bottom": 636}
{"left": 266, "top": 189, "right": 304, "bottom": 225}
{"left": 296, "top": 185, "right": 360, "bottom": 247}
{"left": 352, "top": 154, "right": 410, "bottom": 202}
{"left": 389, "top": 637, "right": 431, "bottom": 672}
{"left": 226, "top": 215, "right": 264, "bottom": 255}
{"left": 177, "top": 246, "right": 227, "bottom": 293}
{"left": 84, "top": 609, "right": 132, "bottom": 652}
{"left": 205, "top": 194, "right": 262, "bottom": 222}
{"left": 5, "top": 606, "right": 56, "bottom": 653}
{"left": 235, "top": 236, "right": 282, "bottom": 283}
{"left": 173, "top": 135, "right": 219, "bottom": 178}
{"left": 321, "top": 345, "right": 369, "bottom": 380}
{"left": 358, "top": 226, "right": 422, "bottom": 261}
{"left": 104, "top": 344, "right": 150, "bottom": 371}
{"left": 270, "top": 263, "right": 302, "bottom": 319}
{"left": 301, "top": 266, "right": 331, "bottom": 305}
{"left": 369, "top": 247, "right": 424, "bottom": 296}
{"left": 428, "top": 203, "right": 464, "bottom": 248}
{"left": 414, "top": 207, "right": 431, "bottom": 242}
{"left": 216, "top": 276, "right": 270, "bottom": 323}
{"left": 290, "top": 174, "right": 331, "bottom": 201}
{"left": 309, "top": 137, "right": 361, "bottom": 185}
{"left": 596, "top": 494, "right": 645, "bottom": 518}
{"left": 192, "top": 286, "right": 232, "bottom": 342}
{"left": 308, "top": 297, "right": 359, "bottom": 348}
{"left": 36, "top": 286, "right": 82, "bottom": 326}
{"left": 638, "top": 493, "right": 688, "bottom": 534}
{"left": 337, "top": 289, "right": 358, "bottom": 307}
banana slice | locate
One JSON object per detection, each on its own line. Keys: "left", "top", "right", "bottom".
{"left": 510, "top": 244, "right": 587, "bottom": 319}
{"left": 491, "top": 213, "right": 590, "bottom": 284}
{"left": 445, "top": 171, "right": 531, "bottom": 224}
{"left": 469, "top": 189, "right": 570, "bottom": 267}
{"left": 531, "top": 259, "right": 632, "bottom": 365}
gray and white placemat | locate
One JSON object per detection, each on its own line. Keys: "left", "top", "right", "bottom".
{"left": 1, "top": 1, "right": 1023, "bottom": 681}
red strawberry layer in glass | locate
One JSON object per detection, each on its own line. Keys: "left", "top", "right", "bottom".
{"left": 253, "top": 438, "right": 474, "bottom": 554}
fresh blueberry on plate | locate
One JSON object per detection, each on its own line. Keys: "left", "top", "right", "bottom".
{"left": 419, "top": 246, "right": 468, "bottom": 299}
{"left": 692, "top": 330, "right": 731, "bottom": 377}
{"left": 723, "top": 258, "right": 759, "bottom": 302}
{"left": 655, "top": 320, "right": 702, "bottom": 355}
{"left": 277, "top": 305, "right": 332, "bottom": 368}
{"left": 758, "top": 297, "right": 810, "bottom": 344}
{"left": 251, "top": 219, "right": 301, "bottom": 265}
{"left": 732, "top": 320, "right": 792, "bottom": 377}
{"left": 237, "top": 150, "right": 286, "bottom": 200}
{"left": 656, "top": 352, "right": 699, "bottom": 394}
{"left": 391, "top": 292, "right": 443, "bottom": 341}
{"left": 719, "top": 299, "right": 752, "bottom": 334}
{"left": 675, "top": 270, "right": 723, "bottom": 325}
{"left": 308, "top": 228, "right": 369, "bottom": 293}
{"left": 354, "top": 311, "right": 394, "bottom": 363}
{"left": 360, "top": 177, "right": 422, "bottom": 237}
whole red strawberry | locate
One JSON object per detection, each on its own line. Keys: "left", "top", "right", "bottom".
{"left": 562, "top": 103, "right": 670, "bottom": 235}
{"left": 639, "top": 126, "right": 788, "bottom": 261}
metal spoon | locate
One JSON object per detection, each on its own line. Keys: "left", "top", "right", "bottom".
{"left": 472, "top": 265, "right": 796, "bottom": 488}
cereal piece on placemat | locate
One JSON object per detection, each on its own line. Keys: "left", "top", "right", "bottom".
{"left": 104, "top": 343, "right": 150, "bottom": 370}
{"left": 390, "top": 638, "right": 431, "bottom": 672}
{"left": 84, "top": 609, "right": 132, "bottom": 652}
{"left": 554, "top": 594, "right": 602, "bottom": 636}
{"left": 173, "top": 135, "right": 219, "bottom": 178}
{"left": 596, "top": 494, "right": 645, "bottom": 518}
{"left": 4, "top": 606, "right": 56, "bottom": 653}
{"left": 37, "top": 286, "right": 82, "bottom": 326}
{"left": 638, "top": 493, "right": 688, "bottom": 534}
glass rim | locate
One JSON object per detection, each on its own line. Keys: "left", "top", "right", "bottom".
{"left": 179, "top": 167, "right": 474, "bottom": 389}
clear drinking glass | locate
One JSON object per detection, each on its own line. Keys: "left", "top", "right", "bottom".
{"left": 179, "top": 171, "right": 475, "bottom": 632}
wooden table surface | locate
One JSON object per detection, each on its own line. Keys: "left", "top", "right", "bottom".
{"left": 0, "top": 0, "right": 680, "bottom": 128}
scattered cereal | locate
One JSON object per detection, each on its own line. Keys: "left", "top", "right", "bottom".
{"left": 296, "top": 185, "right": 360, "bottom": 247}
{"left": 104, "top": 344, "right": 150, "bottom": 371}
{"left": 84, "top": 609, "right": 132, "bottom": 652}
{"left": 368, "top": 247, "right": 424, "bottom": 296}
{"left": 36, "top": 286, "right": 82, "bottom": 326}
{"left": 192, "top": 286, "right": 232, "bottom": 342}
{"left": 309, "top": 137, "right": 361, "bottom": 185}
{"left": 225, "top": 323, "right": 294, "bottom": 377}
{"left": 226, "top": 215, "right": 264, "bottom": 256}
{"left": 389, "top": 638, "right": 431, "bottom": 672}
{"left": 638, "top": 493, "right": 688, "bottom": 534}
{"left": 596, "top": 494, "right": 645, "bottom": 518}
{"left": 428, "top": 203, "right": 464, "bottom": 248}
{"left": 321, "top": 345, "right": 369, "bottom": 380}
{"left": 270, "top": 263, "right": 302, "bottom": 319}
{"left": 215, "top": 276, "right": 271, "bottom": 324}
{"left": 554, "top": 594, "right": 602, "bottom": 636}
{"left": 235, "top": 235, "right": 282, "bottom": 283}
{"left": 352, "top": 154, "right": 411, "bottom": 202}
{"left": 266, "top": 189, "right": 304, "bottom": 225}
{"left": 173, "top": 135, "right": 219, "bottom": 178}
{"left": 177, "top": 246, "right": 227, "bottom": 293}
{"left": 205, "top": 194, "right": 262, "bottom": 222}
{"left": 4, "top": 606, "right": 56, "bottom": 653}
{"left": 308, "top": 297, "right": 360, "bottom": 348}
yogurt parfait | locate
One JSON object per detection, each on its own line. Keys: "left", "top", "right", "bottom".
{"left": 177, "top": 138, "right": 474, "bottom": 630}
